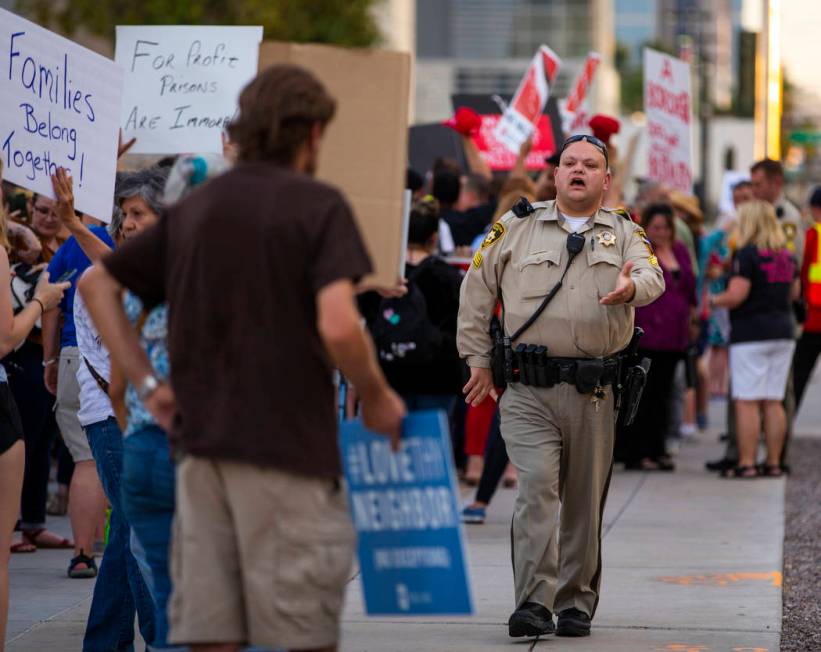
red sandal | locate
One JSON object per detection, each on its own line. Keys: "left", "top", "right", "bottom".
{"left": 21, "top": 528, "right": 74, "bottom": 549}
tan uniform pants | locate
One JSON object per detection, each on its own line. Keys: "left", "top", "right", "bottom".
{"left": 500, "top": 381, "right": 615, "bottom": 617}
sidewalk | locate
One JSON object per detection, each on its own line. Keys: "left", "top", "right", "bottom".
{"left": 10, "top": 382, "right": 820, "bottom": 651}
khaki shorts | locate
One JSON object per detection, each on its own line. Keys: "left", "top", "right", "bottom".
{"left": 55, "top": 347, "right": 92, "bottom": 462}
{"left": 168, "top": 456, "right": 356, "bottom": 649}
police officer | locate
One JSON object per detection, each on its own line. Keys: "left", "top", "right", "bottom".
{"left": 457, "top": 135, "right": 664, "bottom": 638}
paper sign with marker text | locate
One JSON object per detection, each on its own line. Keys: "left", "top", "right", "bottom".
{"left": 115, "top": 26, "right": 262, "bottom": 154}
{"left": 644, "top": 48, "right": 693, "bottom": 193}
{"left": 493, "top": 45, "right": 562, "bottom": 154}
{"left": 0, "top": 7, "right": 123, "bottom": 221}
{"left": 339, "top": 410, "right": 473, "bottom": 616}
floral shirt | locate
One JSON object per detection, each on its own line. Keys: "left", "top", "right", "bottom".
{"left": 123, "top": 291, "right": 170, "bottom": 437}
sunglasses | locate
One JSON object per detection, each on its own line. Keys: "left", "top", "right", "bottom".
{"left": 559, "top": 134, "right": 609, "bottom": 167}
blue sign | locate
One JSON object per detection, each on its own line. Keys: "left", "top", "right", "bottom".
{"left": 339, "top": 410, "right": 473, "bottom": 616}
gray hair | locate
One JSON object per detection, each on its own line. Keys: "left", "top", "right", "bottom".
{"left": 107, "top": 205, "right": 124, "bottom": 237}
{"left": 115, "top": 166, "right": 170, "bottom": 218}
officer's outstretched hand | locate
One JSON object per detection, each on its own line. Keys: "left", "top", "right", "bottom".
{"left": 600, "top": 261, "right": 637, "bottom": 305}
{"left": 463, "top": 367, "right": 498, "bottom": 407}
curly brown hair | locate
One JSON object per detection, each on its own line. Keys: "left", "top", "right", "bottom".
{"left": 227, "top": 64, "right": 336, "bottom": 166}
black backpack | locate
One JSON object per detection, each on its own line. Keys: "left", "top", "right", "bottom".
{"left": 371, "top": 259, "right": 444, "bottom": 367}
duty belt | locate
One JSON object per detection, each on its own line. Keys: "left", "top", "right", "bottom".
{"left": 510, "top": 344, "right": 620, "bottom": 393}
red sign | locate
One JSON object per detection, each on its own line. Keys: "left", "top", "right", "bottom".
{"left": 473, "top": 114, "right": 557, "bottom": 171}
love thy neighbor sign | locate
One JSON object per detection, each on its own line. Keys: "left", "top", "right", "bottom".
{"left": 115, "top": 26, "right": 263, "bottom": 154}
{"left": 0, "top": 8, "right": 123, "bottom": 221}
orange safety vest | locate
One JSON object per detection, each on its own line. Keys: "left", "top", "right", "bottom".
{"left": 809, "top": 224, "right": 821, "bottom": 307}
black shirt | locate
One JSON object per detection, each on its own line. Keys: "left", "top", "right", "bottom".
{"left": 359, "top": 256, "right": 465, "bottom": 395}
{"left": 103, "top": 163, "right": 372, "bottom": 478}
{"left": 441, "top": 202, "right": 496, "bottom": 246}
{"left": 729, "top": 245, "right": 796, "bottom": 344}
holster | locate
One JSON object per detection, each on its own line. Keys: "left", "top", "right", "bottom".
{"left": 490, "top": 315, "right": 510, "bottom": 389}
{"left": 616, "top": 357, "right": 651, "bottom": 427}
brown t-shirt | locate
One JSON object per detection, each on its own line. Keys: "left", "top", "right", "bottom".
{"left": 103, "top": 162, "right": 372, "bottom": 477}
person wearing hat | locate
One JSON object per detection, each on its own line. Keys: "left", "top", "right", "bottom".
{"left": 669, "top": 190, "right": 703, "bottom": 274}
{"left": 458, "top": 134, "right": 664, "bottom": 639}
{"left": 792, "top": 186, "right": 821, "bottom": 410}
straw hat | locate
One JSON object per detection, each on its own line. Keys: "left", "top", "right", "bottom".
{"left": 670, "top": 190, "right": 704, "bottom": 223}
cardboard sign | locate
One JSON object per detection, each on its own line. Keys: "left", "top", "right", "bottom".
{"left": 452, "top": 94, "right": 564, "bottom": 171}
{"left": 0, "top": 8, "right": 123, "bottom": 221}
{"left": 340, "top": 410, "right": 473, "bottom": 615}
{"left": 493, "top": 46, "right": 562, "bottom": 154}
{"left": 115, "top": 26, "right": 262, "bottom": 154}
{"left": 258, "top": 42, "right": 410, "bottom": 288}
{"left": 644, "top": 48, "right": 693, "bottom": 193}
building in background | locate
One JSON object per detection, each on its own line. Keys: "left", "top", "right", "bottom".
{"left": 414, "top": 0, "right": 619, "bottom": 123}
{"left": 655, "top": 0, "right": 739, "bottom": 111}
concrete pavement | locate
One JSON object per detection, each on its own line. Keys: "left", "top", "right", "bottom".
{"left": 7, "top": 364, "right": 821, "bottom": 651}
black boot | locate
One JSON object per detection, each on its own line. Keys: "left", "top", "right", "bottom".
{"left": 556, "top": 607, "right": 591, "bottom": 637}
{"left": 508, "top": 602, "right": 555, "bottom": 637}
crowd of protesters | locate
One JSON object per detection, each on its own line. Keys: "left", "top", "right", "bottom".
{"left": 1, "top": 63, "right": 820, "bottom": 652}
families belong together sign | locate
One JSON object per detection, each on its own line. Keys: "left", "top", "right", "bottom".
{"left": 0, "top": 8, "right": 123, "bottom": 220}
{"left": 115, "top": 26, "right": 262, "bottom": 154}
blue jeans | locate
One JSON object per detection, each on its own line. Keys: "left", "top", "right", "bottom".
{"left": 84, "top": 417, "right": 156, "bottom": 652}
{"left": 121, "top": 426, "right": 182, "bottom": 651}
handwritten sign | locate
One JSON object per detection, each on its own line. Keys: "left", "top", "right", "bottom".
{"left": 340, "top": 410, "right": 473, "bottom": 615}
{"left": 0, "top": 8, "right": 123, "bottom": 221}
{"left": 474, "top": 114, "right": 557, "bottom": 171}
{"left": 644, "top": 48, "right": 693, "bottom": 193}
{"left": 494, "top": 46, "right": 562, "bottom": 154}
{"left": 115, "top": 26, "right": 262, "bottom": 154}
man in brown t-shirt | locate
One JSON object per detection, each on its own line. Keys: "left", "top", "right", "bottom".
{"left": 80, "top": 65, "right": 405, "bottom": 652}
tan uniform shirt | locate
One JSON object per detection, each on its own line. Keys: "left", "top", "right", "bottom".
{"left": 457, "top": 200, "right": 665, "bottom": 367}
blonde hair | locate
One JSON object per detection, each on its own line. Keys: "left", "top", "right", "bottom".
{"left": 0, "top": 159, "right": 10, "bottom": 253}
{"left": 736, "top": 200, "right": 786, "bottom": 252}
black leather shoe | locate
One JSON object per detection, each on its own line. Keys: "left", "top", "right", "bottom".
{"left": 556, "top": 607, "right": 591, "bottom": 637}
{"left": 508, "top": 602, "right": 555, "bottom": 637}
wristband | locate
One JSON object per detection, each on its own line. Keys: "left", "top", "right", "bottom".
{"left": 33, "top": 297, "right": 46, "bottom": 314}
{"left": 42, "top": 358, "right": 58, "bottom": 368}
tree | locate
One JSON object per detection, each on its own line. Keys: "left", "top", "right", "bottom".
{"left": 14, "top": 0, "right": 384, "bottom": 48}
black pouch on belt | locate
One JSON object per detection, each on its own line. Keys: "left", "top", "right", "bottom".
{"left": 524, "top": 344, "right": 538, "bottom": 385}
{"left": 533, "top": 346, "right": 548, "bottom": 386}
{"left": 574, "top": 359, "right": 605, "bottom": 394}
{"left": 490, "top": 315, "right": 508, "bottom": 389}
{"left": 515, "top": 344, "right": 529, "bottom": 385}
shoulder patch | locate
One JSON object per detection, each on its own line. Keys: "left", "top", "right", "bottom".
{"left": 481, "top": 222, "right": 506, "bottom": 250}
{"left": 635, "top": 227, "right": 656, "bottom": 255}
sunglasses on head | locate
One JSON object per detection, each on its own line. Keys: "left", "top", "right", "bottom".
{"left": 559, "top": 134, "right": 609, "bottom": 167}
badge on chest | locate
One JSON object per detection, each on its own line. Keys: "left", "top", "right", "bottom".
{"left": 596, "top": 231, "right": 616, "bottom": 247}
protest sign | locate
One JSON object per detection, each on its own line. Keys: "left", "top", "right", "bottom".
{"left": 644, "top": 48, "right": 693, "bottom": 193}
{"left": 560, "top": 52, "right": 601, "bottom": 134}
{"left": 493, "top": 46, "right": 562, "bottom": 154}
{"left": 115, "top": 26, "right": 262, "bottom": 154}
{"left": 0, "top": 8, "right": 123, "bottom": 221}
{"left": 340, "top": 410, "right": 473, "bottom": 616}
{"left": 452, "top": 94, "right": 564, "bottom": 171}
{"left": 258, "top": 42, "right": 411, "bottom": 288}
